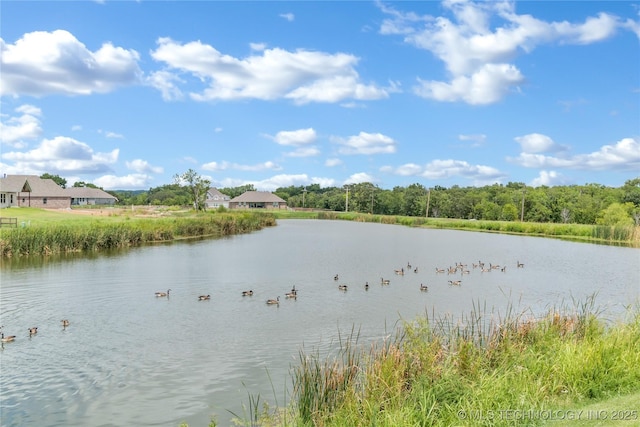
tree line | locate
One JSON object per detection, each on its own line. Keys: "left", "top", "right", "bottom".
{"left": 272, "top": 180, "right": 640, "bottom": 226}
{"left": 40, "top": 172, "right": 640, "bottom": 226}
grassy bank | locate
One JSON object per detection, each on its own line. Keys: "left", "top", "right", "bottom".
{"left": 0, "top": 207, "right": 276, "bottom": 257}
{"left": 237, "top": 299, "right": 639, "bottom": 427}
{"left": 272, "top": 211, "right": 640, "bottom": 246}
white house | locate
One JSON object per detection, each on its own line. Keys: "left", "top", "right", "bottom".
{"left": 205, "top": 187, "right": 231, "bottom": 209}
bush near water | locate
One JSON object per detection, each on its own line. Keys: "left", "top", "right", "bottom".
{"left": 229, "top": 300, "right": 640, "bottom": 427}
{"left": 0, "top": 208, "right": 276, "bottom": 257}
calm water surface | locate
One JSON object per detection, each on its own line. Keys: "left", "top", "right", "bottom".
{"left": 1, "top": 220, "right": 638, "bottom": 427}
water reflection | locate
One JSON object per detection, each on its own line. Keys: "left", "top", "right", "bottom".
{"left": 1, "top": 219, "right": 638, "bottom": 427}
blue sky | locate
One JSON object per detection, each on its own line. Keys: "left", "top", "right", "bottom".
{"left": 1, "top": 1, "right": 639, "bottom": 191}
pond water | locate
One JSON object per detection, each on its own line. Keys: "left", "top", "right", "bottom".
{"left": 1, "top": 219, "right": 638, "bottom": 427}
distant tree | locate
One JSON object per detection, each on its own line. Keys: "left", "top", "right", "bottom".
{"left": 501, "top": 203, "right": 519, "bottom": 221}
{"left": 219, "top": 184, "right": 256, "bottom": 199}
{"left": 40, "top": 173, "right": 67, "bottom": 188}
{"left": 403, "top": 183, "right": 427, "bottom": 217}
{"left": 73, "top": 181, "right": 100, "bottom": 189}
{"left": 596, "top": 202, "right": 634, "bottom": 226}
{"left": 621, "top": 178, "right": 640, "bottom": 207}
{"left": 148, "top": 184, "right": 190, "bottom": 206}
{"left": 174, "top": 169, "right": 210, "bottom": 211}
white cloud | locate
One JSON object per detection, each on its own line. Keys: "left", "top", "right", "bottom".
{"left": 201, "top": 160, "right": 282, "bottom": 172}
{"left": 310, "top": 177, "right": 337, "bottom": 187}
{"left": 272, "top": 128, "right": 317, "bottom": 146}
{"left": 126, "top": 159, "right": 164, "bottom": 174}
{"left": 530, "top": 170, "right": 569, "bottom": 187}
{"left": 279, "top": 13, "right": 295, "bottom": 22}
{"left": 335, "top": 131, "right": 397, "bottom": 155}
{"left": 458, "top": 133, "right": 486, "bottom": 142}
{"left": 414, "top": 63, "right": 524, "bottom": 105}
{"left": 394, "top": 163, "right": 423, "bottom": 176}
{"left": 510, "top": 137, "right": 640, "bottom": 171}
{"left": 621, "top": 16, "right": 640, "bottom": 40}
{"left": 285, "top": 75, "right": 391, "bottom": 104}
{"left": 250, "top": 42, "right": 267, "bottom": 52}
{"left": 345, "top": 172, "right": 375, "bottom": 185}
{"left": 93, "top": 174, "right": 154, "bottom": 190}
{"left": 285, "top": 147, "right": 321, "bottom": 158}
{"left": 514, "top": 133, "right": 566, "bottom": 153}
{"left": 1, "top": 30, "right": 142, "bottom": 97}
{"left": 382, "top": 158, "right": 506, "bottom": 186}
{"left": 380, "top": 1, "right": 625, "bottom": 104}
{"left": 213, "top": 174, "right": 336, "bottom": 192}
{"left": 325, "top": 158, "right": 343, "bottom": 167}
{"left": 256, "top": 173, "right": 310, "bottom": 190}
{"left": 149, "top": 38, "right": 389, "bottom": 104}
{"left": 201, "top": 161, "right": 230, "bottom": 172}
{"left": 1, "top": 136, "right": 118, "bottom": 174}
{"left": 554, "top": 12, "right": 620, "bottom": 44}
{"left": 146, "top": 70, "right": 185, "bottom": 101}
{"left": 0, "top": 104, "right": 42, "bottom": 147}
{"left": 98, "top": 130, "right": 124, "bottom": 139}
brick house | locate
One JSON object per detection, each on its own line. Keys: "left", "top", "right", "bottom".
{"left": 228, "top": 191, "right": 287, "bottom": 210}
{"left": 65, "top": 187, "right": 118, "bottom": 205}
{"left": 0, "top": 175, "right": 71, "bottom": 209}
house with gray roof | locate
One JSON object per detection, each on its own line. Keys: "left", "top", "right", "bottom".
{"left": 205, "top": 187, "right": 230, "bottom": 209}
{"left": 0, "top": 175, "right": 71, "bottom": 209}
{"left": 65, "top": 187, "right": 118, "bottom": 206}
{"left": 228, "top": 191, "right": 287, "bottom": 210}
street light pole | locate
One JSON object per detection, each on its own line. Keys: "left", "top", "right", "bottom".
{"left": 425, "top": 189, "right": 431, "bottom": 218}
{"left": 345, "top": 186, "right": 349, "bottom": 212}
{"left": 370, "top": 189, "right": 374, "bottom": 214}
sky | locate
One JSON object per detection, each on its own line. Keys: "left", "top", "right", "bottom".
{"left": 1, "top": 1, "right": 639, "bottom": 191}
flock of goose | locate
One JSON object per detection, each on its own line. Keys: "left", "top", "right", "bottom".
{"left": 2, "top": 260, "right": 527, "bottom": 342}
{"left": 1, "top": 321, "right": 70, "bottom": 345}
{"left": 183, "top": 259, "right": 524, "bottom": 308}
{"left": 152, "top": 285, "right": 299, "bottom": 307}
{"left": 348, "top": 258, "right": 525, "bottom": 295}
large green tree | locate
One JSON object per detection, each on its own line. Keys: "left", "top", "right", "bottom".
{"left": 40, "top": 173, "right": 67, "bottom": 188}
{"left": 174, "top": 169, "right": 211, "bottom": 211}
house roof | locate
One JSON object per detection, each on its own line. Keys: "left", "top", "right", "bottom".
{"left": 0, "top": 175, "right": 68, "bottom": 197}
{"left": 230, "top": 191, "right": 286, "bottom": 203}
{"left": 65, "top": 187, "right": 118, "bottom": 200}
{"left": 207, "top": 187, "right": 230, "bottom": 200}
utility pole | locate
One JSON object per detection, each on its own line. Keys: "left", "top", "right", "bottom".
{"left": 425, "top": 189, "right": 431, "bottom": 218}
{"left": 520, "top": 189, "right": 525, "bottom": 222}
{"left": 370, "top": 188, "right": 374, "bottom": 214}
{"left": 345, "top": 186, "right": 350, "bottom": 212}
{"left": 302, "top": 186, "right": 307, "bottom": 208}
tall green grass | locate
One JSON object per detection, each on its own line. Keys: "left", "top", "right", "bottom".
{"left": 275, "top": 211, "right": 640, "bottom": 246}
{"left": 249, "top": 298, "right": 640, "bottom": 427}
{"left": 0, "top": 211, "right": 276, "bottom": 257}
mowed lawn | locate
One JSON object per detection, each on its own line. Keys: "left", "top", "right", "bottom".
{"left": 0, "top": 206, "right": 179, "bottom": 226}
{"left": 545, "top": 392, "right": 640, "bottom": 427}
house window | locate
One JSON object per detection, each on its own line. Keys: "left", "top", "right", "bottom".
{"left": 43, "top": 198, "right": 48, "bottom": 205}
{"left": 10, "top": 194, "right": 14, "bottom": 203}
{"left": 0, "top": 194, "right": 5, "bottom": 203}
